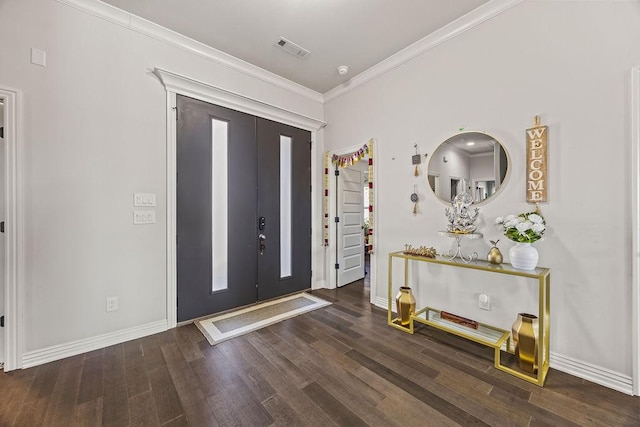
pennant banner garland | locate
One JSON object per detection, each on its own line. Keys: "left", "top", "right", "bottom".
{"left": 331, "top": 144, "right": 369, "bottom": 168}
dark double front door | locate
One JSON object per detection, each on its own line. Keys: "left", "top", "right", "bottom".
{"left": 176, "top": 95, "right": 311, "bottom": 322}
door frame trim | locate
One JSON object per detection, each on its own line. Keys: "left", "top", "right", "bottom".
{"left": 0, "top": 87, "right": 24, "bottom": 370}
{"left": 631, "top": 65, "right": 640, "bottom": 395}
{"left": 327, "top": 142, "right": 378, "bottom": 304}
{"left": 154, "top": 68, "right": 326, "bottom": 328}
{"left": 334, "top": 165, "right": 365, "bottom": 288}
{"left": 154, "top": 68, "right": 326, "bottom": 131}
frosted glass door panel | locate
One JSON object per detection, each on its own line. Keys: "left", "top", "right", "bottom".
{"left": 280, "top": 135, "right": 292, "bottom": 278}
{"left": 212, "top": 119, "right": 228, "bottom": 291}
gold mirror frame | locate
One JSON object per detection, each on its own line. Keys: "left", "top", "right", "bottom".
{"left": 427, "top": 131, "right": 509, "bottom": 205}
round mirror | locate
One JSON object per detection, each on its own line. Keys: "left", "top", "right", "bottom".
{"left": 427, "top": 131, "right": 509, "bottom": 204}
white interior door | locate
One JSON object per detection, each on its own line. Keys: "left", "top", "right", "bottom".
{"left": 337, "top": 166, "right": 364, "bottom": 286}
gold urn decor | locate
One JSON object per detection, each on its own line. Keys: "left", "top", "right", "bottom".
{"left": 395, "top": 287, "right": 416, "bottom": 326}
{"left": 511, "top": 313, "right": 539, "bottom": 374}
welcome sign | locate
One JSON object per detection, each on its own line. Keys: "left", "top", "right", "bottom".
{"left": 526, "top": 117, "right": 548, "bottom": 203}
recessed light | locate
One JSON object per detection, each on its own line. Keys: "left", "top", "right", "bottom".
{"left": 466, "top": 141, "right": 475, "bottom": 146}
{"left": 337, "top": 65, "right": 349, "bottom": 75}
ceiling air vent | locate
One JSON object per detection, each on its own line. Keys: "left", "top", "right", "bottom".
{"left": 275, "top": 37, "right": 310, "bottom": 59}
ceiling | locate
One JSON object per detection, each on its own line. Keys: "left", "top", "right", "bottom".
{"left": 101, "top": 0, "right": 489, "bottom": 94}
{"left": 446, "top": 132, "right": 497, "bottom": 156}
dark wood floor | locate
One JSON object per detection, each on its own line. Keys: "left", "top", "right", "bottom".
{"left": 0, "top": 279, "right": 638, "bottom": 426}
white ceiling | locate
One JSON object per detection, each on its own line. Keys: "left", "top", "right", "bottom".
{"left": 446, "top": 132, "right": 497, "bottom": 155}
{"left": 101, "top": 0, "right": 489, "bottom": 94}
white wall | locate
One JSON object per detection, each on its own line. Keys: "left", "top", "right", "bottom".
{"left": 324, "top": 0, "right": 640, "bottom": 381}
{"left": 0, "top": 0, "right": 323, "bottom": 354}
{"left": 470, "top": 153, "right": 494, "bottom": 182}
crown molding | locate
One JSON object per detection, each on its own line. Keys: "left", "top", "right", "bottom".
{"left": 56, "top": 0, "right": 131, "bottom": 26}
{"left": 57, "top": 0, "right": 523, "bottom": 105}
{"left": 55, "top": 0, "right": 324, "bottom": 104}
{"left": 323, "top": 0, "right": 525, "bottom": 103}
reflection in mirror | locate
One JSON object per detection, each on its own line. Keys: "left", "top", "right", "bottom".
{"left": 474, "top": 180, "right": 495, "bottom": 202}
{"left": 428, "top": 131, "right": 508, "bottom": 204}
{"left": 450, "top": 177, "right": 461, "bottom": 201}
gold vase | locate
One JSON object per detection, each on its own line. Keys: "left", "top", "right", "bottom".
{"left": 395, "top": 287, "right": 416, "bottom": 326}
{"left": 511, "top": 313, "right": 539, "bottom": 374}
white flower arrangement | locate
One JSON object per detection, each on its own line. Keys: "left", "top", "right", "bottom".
{"left": 495, "top": 212, "right": 546, "bottom": 243}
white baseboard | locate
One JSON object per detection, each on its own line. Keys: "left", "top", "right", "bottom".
{"left": 550, "top": 352, "right": 633, "bottom": 395}
{"left": 312, "top": 280, "right": 326, "bottom": 290}
{"left": 374, "top": 296, "right": 633, "bottom": 395}
{"left": 22, "top": 320, "right": 168, "bottom": 368}
{"left": 374, "top": 296, "right": 388, "bottom": 311}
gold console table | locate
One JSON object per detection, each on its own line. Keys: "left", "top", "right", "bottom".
{"left": 387, "top": 251, "right": 551, "bottom": 386}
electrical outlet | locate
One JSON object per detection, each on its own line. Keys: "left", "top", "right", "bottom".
{"left": 478, "top": 293, "right": 490, "bottom": 311}
{"left": 106, "top": 297, "right": 119, "bottom": 312}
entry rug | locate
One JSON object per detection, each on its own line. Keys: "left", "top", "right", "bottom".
{"left": 195, "top": 292, "right": 331, "bottom": 345}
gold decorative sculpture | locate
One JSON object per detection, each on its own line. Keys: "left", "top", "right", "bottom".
{"left": 445, "top": 181, "right": 479, "bottom": 233}
{"left": 403, "top": 244, "right": 436, "bottom": 258}
{"left": 487, "top": 240, "right": 503, "bottom": 264}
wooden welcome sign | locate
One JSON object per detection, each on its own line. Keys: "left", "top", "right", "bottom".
{"left": 526, "top": 116, "right": 548, "bottom": 203}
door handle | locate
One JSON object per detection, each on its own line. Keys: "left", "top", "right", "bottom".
{"left": 258, "top": 234, "right": 266, "bottom": 255}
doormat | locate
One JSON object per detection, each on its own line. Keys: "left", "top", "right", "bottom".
{"left": 195, "top": 292, "right": 331, "bottom": 345}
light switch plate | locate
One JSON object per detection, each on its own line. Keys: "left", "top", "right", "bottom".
{"left": 133, "top": 210, "right": 156, "bottom": 225}
{"left": 30, "top": 48, "right": 46, "bottom": 66}
{"left": 133, "top": 193, "right": 156, "bottom": 207}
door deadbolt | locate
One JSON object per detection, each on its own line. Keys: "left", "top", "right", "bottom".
{"left": 258, "top": 233, "right": 266, "bottom": 255}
